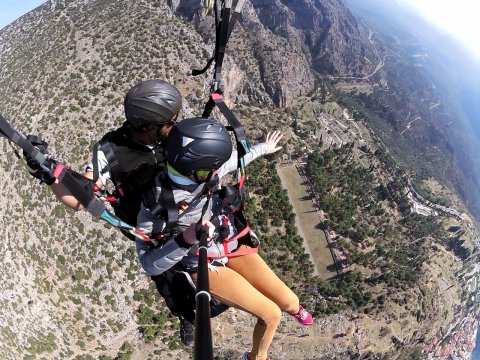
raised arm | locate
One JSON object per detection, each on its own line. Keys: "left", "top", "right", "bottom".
{"left": 218, "top": 130, "right": 284, "bottom": 177}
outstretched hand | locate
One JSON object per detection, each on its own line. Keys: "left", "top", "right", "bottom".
{"left": 264, "top": 131, "right": 283, "bottom": 154}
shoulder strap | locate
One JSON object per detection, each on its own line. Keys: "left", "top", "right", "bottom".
{"left": 158, "top": 170, "right": 179, "bottom": 231}
{"left": 92, "top": 138, "right": 122, "bottom": 186}
{"left": 92, "top": 141, "right": 101, "bottom": 183}
{"left": 143, "top": 166, "right": 179, "bottom": 232}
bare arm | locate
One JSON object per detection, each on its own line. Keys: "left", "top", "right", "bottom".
{"left": 50, "top": 170, "right": 103, "bottom": 211}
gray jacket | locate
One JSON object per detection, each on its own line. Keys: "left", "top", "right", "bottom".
{"left": 136, "top": 143, "right": 270, "bottom": 276}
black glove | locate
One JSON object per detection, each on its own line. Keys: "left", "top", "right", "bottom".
{"left": 23, "top": 135, "right": 56, "bottom": 185}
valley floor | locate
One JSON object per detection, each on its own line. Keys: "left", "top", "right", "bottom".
{"left": 277, "top": 164, "right": 336, "bottom": 279}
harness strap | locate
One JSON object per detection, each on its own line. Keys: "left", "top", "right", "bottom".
{"left": 207, "top": 92, "right": 250, "bottom": 180}
{"left": 102, "top": 141, "right": 121, "bottom": 184}
{"left": 210, "top": 93, "right": 247, "bottom": 148}
{"left": 212, "top": 1, "right": 231, "bottom": 92}
{"left": 221, "top": 223, "right": 250, "bottom": 255}
{"left": 157, "top": 170, "right": 179, "bottom": 231}
{"left": 192, "top": 0, "right": 244, "bottom": 88}
{"left": 92, "top": 141, "right": 100, "bottom": 183}
{"left": 195, "top": 182, "right": 215, "bottom": 237}
{"left": 93, "top": 139, "right": 122, "bottom": 193}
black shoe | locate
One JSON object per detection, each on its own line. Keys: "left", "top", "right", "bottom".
{"left": 179, "top": 317, "right": 194, "bottom": 347}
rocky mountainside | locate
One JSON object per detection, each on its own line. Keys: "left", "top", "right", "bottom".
{"left": 250, "top": 0, "right": 378, "bottom": 76}
{"left": 0, "top": 0, "right": 478, "bottom": 359}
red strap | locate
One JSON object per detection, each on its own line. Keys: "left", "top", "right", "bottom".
{"left": 222, "top": 224, "right": 250, "bottom": 255}
{"left": 134, "top": 229, "right": 151, "bottom": 241}
{"left": 225, "top": 225, "right": 250, "bottom": 243}
{"left": 223, "top": 241, "right": 228, "bottom": 256}
{"left": 195, "top": 225, "right": 257, "bottom": 259}
{"left": 209, "top": 225, "right": 256, "bottom": 260}
{"left": 238, "top": 175, "right": 245, "bottom": 190}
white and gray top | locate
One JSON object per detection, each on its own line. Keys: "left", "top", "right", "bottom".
{"left": 136, "top": 143, "right": 270, "bottom": 276}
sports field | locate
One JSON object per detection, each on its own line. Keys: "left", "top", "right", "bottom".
{"left": 277, "top": 165, "right": 337, "bottom": 279}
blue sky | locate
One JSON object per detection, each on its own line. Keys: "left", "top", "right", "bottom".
{"left": 0, "top": 0, "right": 46, "bottom": 30}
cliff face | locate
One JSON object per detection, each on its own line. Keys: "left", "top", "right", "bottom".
{"left": 252, "top": 0, "right": 377, "bottom": 76}
{"left": 169, "top": 0, "right": 316, "bottom": 106}
{"left": 168, "top": 0, "right": 379, "bottom": 106}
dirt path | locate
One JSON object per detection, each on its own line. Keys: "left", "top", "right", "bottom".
{"left": 277, "top": 164, "right": 337, "bottom": 279}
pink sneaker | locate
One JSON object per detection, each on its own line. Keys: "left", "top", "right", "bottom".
{"left": 241, "top": 352, "right": 271, "bottom": 360}
{"left": 291, "top": 305, "right": 313, "bottom": 325}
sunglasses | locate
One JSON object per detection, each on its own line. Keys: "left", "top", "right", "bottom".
{"left": 165, "top": 115, "right": 179, "bottom": 126}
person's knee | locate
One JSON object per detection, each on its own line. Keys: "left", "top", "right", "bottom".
{"left": 263, "top": 305, "right": 282, "bottom": 327}
{"left": 282, "top": 292, "right": 300, "bottom": 314}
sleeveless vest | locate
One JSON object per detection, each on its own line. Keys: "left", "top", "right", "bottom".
{"left": 93, "top": 123, "right": 165, "bottom": 227}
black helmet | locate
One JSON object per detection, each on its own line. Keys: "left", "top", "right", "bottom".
{"left": 166, "top": 118, "right": 233, "bottom": 177}
{"left": 124, "top": 79, "right": 182, "bottom": 130}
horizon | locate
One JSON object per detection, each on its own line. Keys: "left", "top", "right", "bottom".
{"left": 0, "top": 0, "right": 46, "bottom": 30}
{"left": 2, "top": 0, "right": 480, "bottom": 63}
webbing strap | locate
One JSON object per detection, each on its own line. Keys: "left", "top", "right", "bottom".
{"left": 211, "top": 93, "right": 247, "bottom": 146}
{"left": 213, "top": 2, "right": 231, "bottom": 90}
{"left": 158, "top": 171, "right": 179, "bottom": 230}
{"left": 195, "top": 183, "right": 214, "bottom": 237}
{"left": 0, "top": 112, "right": 151, "bottom": 242}
{"left": 209, "top": 92, "right": 250, "bottom": 176}
{"left": 92, "top": 142, "right": 100, "bottom": 183}
{"left": 55, "top": 163, "right": 151, "bottom": 240}
{"left": 221, "top": 224, "right": 250, "bottom": 254}
{"left": 191, "top": 0, "right": 243, "bottom": 84}
{"left": 92, "top": 140, "right": 121, "bottom": 189}
{"left": 54, "top": 163, "right": 108, "bottom": 218}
